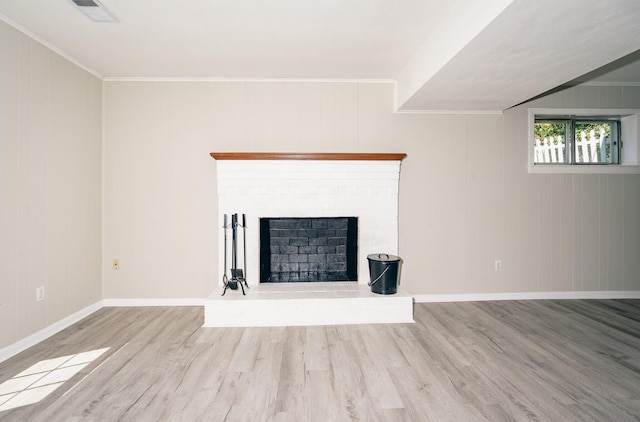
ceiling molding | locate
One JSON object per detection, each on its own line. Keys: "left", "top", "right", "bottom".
{"left": 102, "top": 76, "right": 396, "bottom": 84}
{"left": 0, "top": 12, "right": 104, "bottom": 80}
{"left": 394, "top": 109, "right": 504, "bottom": 115}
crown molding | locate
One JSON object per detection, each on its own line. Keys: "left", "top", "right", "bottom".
{"left": 103, "top": 76, "right": 396, "bottom": 84}
{"left": 394, "top": 108, "right": 504, "bottom": 115}
{"left": 0, "top": 13, "right": 104, "bottom": 80}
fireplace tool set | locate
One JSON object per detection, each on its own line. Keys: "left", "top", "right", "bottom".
{"left": 222, "top": 213, "right": 249, "bottom": 296}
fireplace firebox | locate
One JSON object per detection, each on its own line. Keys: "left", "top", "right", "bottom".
{"left": 260, "top": 217, "right": 358, "bottom": 282}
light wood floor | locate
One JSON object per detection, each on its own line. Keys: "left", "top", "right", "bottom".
{"left": 1, "top": 300, "right": 639, "bottom": 421}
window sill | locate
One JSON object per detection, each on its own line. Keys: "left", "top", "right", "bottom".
{"left": 529, "top": 165, "right": 640, "bottom": 175}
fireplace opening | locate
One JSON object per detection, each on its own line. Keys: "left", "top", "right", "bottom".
{"left": 259, "top": 217, "right": 358, "bottom": 282}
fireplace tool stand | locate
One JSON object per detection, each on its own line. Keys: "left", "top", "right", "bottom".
{"left": 222, "top": 213, "right": 249, "bottom": 296}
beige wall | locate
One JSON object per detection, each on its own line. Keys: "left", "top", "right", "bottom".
{"left": 400, "top": 87, "right": 640, "bottom": 295}
{"left": 0, "top": 21, "right": 103, "bottom": 350}
{"left": 3, "top": 13, "right": 638, "bottom": 360}
{"left": 104, "top": 80, "right": 640, "bottom": 298}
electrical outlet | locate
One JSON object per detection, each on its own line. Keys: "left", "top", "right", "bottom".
{"left": 113, "top": 259, "right": 120, "bottom": 270}
{"left": 36, "top": 286, "right": 45, "bottom": 302}
{"left": 494, "top": 260, "right": 503, "bottom": 271}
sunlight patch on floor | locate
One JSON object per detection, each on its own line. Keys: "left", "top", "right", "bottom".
{"left": 0, "top": 347, "right": 110, "bottom": 412}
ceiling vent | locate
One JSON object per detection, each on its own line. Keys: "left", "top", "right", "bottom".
{"left": 71, "top": 0, "right": 118, "bottom": 23}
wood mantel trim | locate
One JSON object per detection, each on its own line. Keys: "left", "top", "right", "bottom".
{"left": 210, "top": 152, "right": 407, "bottom": 161}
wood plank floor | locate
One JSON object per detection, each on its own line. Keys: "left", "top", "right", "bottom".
{"left": 0, "top": 300, "right": 639, "bottom": 421}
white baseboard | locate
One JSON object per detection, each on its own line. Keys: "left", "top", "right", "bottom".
{"left": 102, "top": 298, "right": 205, "bottom": 307}
{"left": 413, "top": 290, "right": 640, "bottom": 303}
{"left": 0, "top": 301, "right": 103, "bottom": 364}
{"left": 0, "top": 298, "right": 204, "bottom": 364}
{"left": 2, "top": 291, "right": 637, "bottom": 364}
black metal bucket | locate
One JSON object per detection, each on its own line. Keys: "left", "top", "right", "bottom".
{"left": 367, "top": 253, "right": 402, "bottom": 295}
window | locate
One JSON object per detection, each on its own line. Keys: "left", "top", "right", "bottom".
{"left": 528, "top": 108, "right": 640, "bottom": 174}
{"left": 534, "top": 117, "right": 620, "bottom": 165}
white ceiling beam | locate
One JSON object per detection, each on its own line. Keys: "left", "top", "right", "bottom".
{"left": 396, "top": 0, "right": 640, "bottom": 112}
{"left": 395, "top": 0, "right": 514, "bottom": 111}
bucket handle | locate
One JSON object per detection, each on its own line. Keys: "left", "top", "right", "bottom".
{"left": 368, "top": 265, "right": 390, "bottom": 287}
{"left": 378, "top": 253, "right": 390, "bottom": 260}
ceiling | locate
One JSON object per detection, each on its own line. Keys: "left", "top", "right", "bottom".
{"left": 1, "top": 0, "right": 639, "bottom": 112}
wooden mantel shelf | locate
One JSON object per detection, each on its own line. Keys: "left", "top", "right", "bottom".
{"left": 210, "top": 152, "right": 406, "bottom": 161}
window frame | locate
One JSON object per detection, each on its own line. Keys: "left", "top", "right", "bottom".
{"left": 534, "top": 117, "right": 621, "bottom": 165}
{"left": 528, "top": 108, "right": 640, "bottom": 174}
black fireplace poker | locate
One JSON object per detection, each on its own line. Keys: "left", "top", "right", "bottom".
{"left": 222, "top": 213, "right": 249, "bottom": 296}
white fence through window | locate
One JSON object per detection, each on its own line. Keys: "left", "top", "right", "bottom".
{"left": 534, "top": 128, "right": 607, "bottom": 164}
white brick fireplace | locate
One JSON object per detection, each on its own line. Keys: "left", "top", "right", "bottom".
{"left": 204, "top": 153, "right": 413, "bottom": 327}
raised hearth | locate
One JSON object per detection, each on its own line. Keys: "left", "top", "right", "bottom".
{"left": 203, "top": 282, "right": 414, "bottom": 327}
